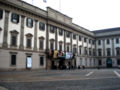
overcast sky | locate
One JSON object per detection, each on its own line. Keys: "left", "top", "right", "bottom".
{"left": 22, "top": 0, "right": 120, "bottom": 31}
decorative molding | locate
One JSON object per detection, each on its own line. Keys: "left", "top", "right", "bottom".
{"left": 26, "top": 33, "right": 33, "bottom": 37}
{"left": 10, "top": 30, "right": 19, "bottom": 34}
{"left": 39, "top": 36, "right": 45, "bottom": 40}
{"left": 49, "top": 38, "right": 55, "bottom": 42}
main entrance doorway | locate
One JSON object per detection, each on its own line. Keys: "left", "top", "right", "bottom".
{"left": 106, "top": 58, "right": 112, "bottom": 68}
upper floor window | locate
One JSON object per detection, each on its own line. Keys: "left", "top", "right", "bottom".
{"left": 116, "top": 38, "right": 119, "bottom": 44}
{"left": 93, "top": 49, "right": 96, "bottom": 56}
{"left": 66, "top": 31, "right": 70, "bottom": 38}
{"left": 11, "top": 13, "right": 19, "bottom": 23}
{"left": 89, "top": 39, "right": 91, "bottom": 44}
{"left": 67, "top": 45, "right": 70, "bottom": 52}
{"left": 107, "top": 48, "right": 111, "bottom": 56}
{"left": 79, "top": 46, "right": 81, "bottom": 55}
{"left": 117, "top": 59, "right": 120, "bottom": 65}
{"left": 79, "top": 35, "right": 81, "bottom": 41}
{"left": 92, "top": 40, "right": 95, "bottom": 45}
{"left": 59, "top": 44, "right": 62, "bottom": 51}
{"left": 84, "top": 47, "right": 87, "bottom": 55}
{"left": 116, "top": 47, "right": 120, "bottom": 56}
{"left": 98, "top": 49, "right": 102, "bottom": 56}
{"left": 26, "top": 18, "right": 33, "bottom": 28}
{"left": 73, "top": 34, "right": 76, "bottom": 40}
{"left": 26, "top": 33, "right": 33, "bottom": 48}
{"left": 106, "top": 39, "right": 110, "bottom": 44}
{"left": 73, "top": 46, "right": 77, "bottom": 53}
{"left": 0, "top": 9, "right": 3, "bottom": 19}
{"left": 39, "top": 22, "right": 45, "bottom": 30}
{"left": 98, "top": 40, "right": 101, "bottom": 45}
{"left": 89, "top": 48, "right": 91, "bottom": 55}
{"left": 11, "top": 54, "right": 16, "bottom": 66}
{"left": 10, "top": 30, "right": 19, "bottom": 47}
{"left": 50, "top": 25, "right": 56, "bottom": 33}
{"left": 84, "top": 38, "right": 87, "bottom": 42}
{"left": 59, "top": 28, "right": 63, "bottom": 36}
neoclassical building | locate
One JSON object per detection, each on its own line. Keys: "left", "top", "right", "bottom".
{"left": 0, "top": 0, "right": 120, "bottom": 70}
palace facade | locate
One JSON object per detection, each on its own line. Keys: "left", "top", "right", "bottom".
{"left": 0, "top": 0, "right": 120, "bottom": 70}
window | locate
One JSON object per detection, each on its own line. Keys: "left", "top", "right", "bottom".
{"left": 73, "top": 34, "right": 76, "bottom": 39}
{"left": 84, "top": 47, "right": 87, "bottom": 55}
{"left": 107, "top": 48, "right": 111, "bottom": 56}
{"left": 67, "top": 45, "right": 69, "bottom": 52}
{"left": 11, "top": 36, "right": 17, "bottom": 46}
{"left": 98, "top": 60, "right": 102, "bottom": 65}
{"left": 89, "top": 48, "right": 91, "bottom": 56}
{"left": 93, "top": 49, "right": 96, "bottom": 56}
{"left": 39, "top": 22, "right": 45, "bottom": 30}
{"left": 26, "top": 18, "right": 33, "bottom": 28}
{"left": 27, "top": 39, "right": 31, "bottom": 48}
{"left": 116, "top": 38, "right": 119, "bottom": 44}
{"left": 98, "top": 40, "right": 101, "bottom": 45}
{"left": 84, "top": 38, "right": 87, "bottom": 42}
{"left": 66, "top": 31, "right": 70, "bottom": 38}
{"left": 117, "top": 59, "right": 120, "bottom": 65}
{"left": 106, "top": 39, "right": 110, "bottom": 44}
{"left": 0, "top": 9, "right": 3, "bottom": 19}
{"left": 40, "top": 56, "right": 44, "bottom": 66}
{"left": 50, "top": 42, "right": 54, "bottom": 50}
{"left": 116, "top": 48, "right": 120, "bottom": 56}
{"left": 59, "top": 44, "right": 62, "bottom": 51}
{"left": 59, "top": 28, "right": 63, "bottom": 36}
{"left": 79, "top": 46, "right": 81, "bottom": 55}
{"left": 73, "top": 47, "right": 77, "bottom": 53}
{"left": 89, "top": 39, "right": 91, "bottom": 44}
{"left": 39, "top": 40, "right": 44, "bottom": 50}
{"left": 92, "top": 40, "right": 95, "bottom": 45}
{"left": 98, "top": 49, "right": 102, "bottom": 56}
{"left": 79, "top": 35, "right": 81, "bottom": 41}
{"left": 11, "top": 13, "right": 19, "bottom": 23}
{"left": 50, "top": 26, "right": 56, "bottom": 33}
{"left": 11, "top": 55, "right": 16, "bottom": 66}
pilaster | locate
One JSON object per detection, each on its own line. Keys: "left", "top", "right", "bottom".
{"left": 64, "top": 30, "right": 66, "bottom": 51}
{"left": 2, "top": 10, "right": 9, "bottom": 48}
{"left": 34, "top": 20, "right": 38, "bottom": 51}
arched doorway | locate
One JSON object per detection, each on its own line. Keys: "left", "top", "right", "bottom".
{"left": 106, "top": 58, "right": 112, "bottom": 68}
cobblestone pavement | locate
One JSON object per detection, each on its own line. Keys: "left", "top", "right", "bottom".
{"left": 0, "top": 69, "right": 120, "bottom": 90}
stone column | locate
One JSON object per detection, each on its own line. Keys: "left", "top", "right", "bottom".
{"left": 19, "top": 15, "right": 25, "bottom": 50}
{"left": 81, "top": 36, "right": 84, "bottom": 56}
{"left": 64, "top": 30, "right": 66, "bottom": 51}
{"left": 76, "top": 34, "right": 79, "bottom": 55}
{"left": 70, "top": 33, "right": 73, "bottom": 52}
{"left": 112, "top": 38, "right": 115, "bottom": 56}
{"left": 2, "top": 10, "right": 9, "bottom": 48}
{"left": 34, "top": 20, "right": 38, "bottom": 51}
{"left": 55, "top": 27, "right": 58, "bottom": 50}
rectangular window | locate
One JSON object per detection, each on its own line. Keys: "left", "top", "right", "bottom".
{"left": 59, "top": 44, "right": 62, "bottom": 51}
{"left": 79, "top": 35, "right": 81, "bottom": 41}
{"left": 98, "top": 40, "right": 101, "bottom": 45}
{"left": 11, "top": 36, "right": 17, "bottom": 46}
{"left": 98, "top": 60, "right": 102, "bottom": 65}
{"left": 11, "top": 55, "right": 16, "bottom": 66}
{"left": 92, "top": 40, "right": 95, "bottom": 45}
{"left": 117, "top": 59, "right": 120, "bottom": 65}
{"left": 93, "top": 49, "right": 96, "bottom": 56}
{"left": 0, "top": 9, "right": 3, "bottom": 19}
{"left": 84, "top": 38, "right": 87, "bottom": 42}
{"left": 39, "top": 40, "right": 44, "bottom": 50}
{"left": 50, "top": 26, "right": 55, "bottom": 33}
{"left": 73, "top": 47, "right": 77, "bottom": 53}
{"left": 106, "top": 39, "right": 110, "bottom": 44}
{"left": 11, "top": 13, "right": 19, "bottom": 23}
{"left": 66, "top": 31, "right": 70, "bottom": 38}
{"left": 116, "top": 48, "right": 120, "bottom": 56}
{"left": 39, "top": 22, "right": 45, "bottom": 30}
{"left": 98, "top": 49, "right": 102, "bottom": 56}
{"left": 116, "top": 38, "right": 119, "bottom": 44}
{"left": 27, "top": 39, "right": 31, "bottom": 48}
{"left": 89, "top": 48, "right": 91, "bottom": 56}
{"left": 59, "top": 28, "right": 63, "bottom": 36}
{"left": 79, "top": 46, "right": 81, "bottom": 55}
{"left": 84, "top": 47, "right": 87, "bottom": 55}
{"left": 73, "top": 34, "right": 76, "bottom": 40}
{"left": 89, "top": 39, "right": 91, "bottom": 44}
{"left": 50, "top": 42, "right": 54, "bottom": 50}
{"left": 40, "top": 57, "right": 44, "bottom": 66}
{"left": 26, "top": 18, "right": 33, "bottom": 28}
{"left": 107, "top": 49, "right": 111, "bottom": 56}
{"left": 67, "top": 45, "right": 69, "bottom": 52}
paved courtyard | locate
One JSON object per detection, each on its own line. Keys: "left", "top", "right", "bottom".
{"left": 0, "top": 69, "right": 120, "bottom": 90}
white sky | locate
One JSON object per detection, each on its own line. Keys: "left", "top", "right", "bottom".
{"left": 22, "top": 0, "right": 120, "bottom": 31}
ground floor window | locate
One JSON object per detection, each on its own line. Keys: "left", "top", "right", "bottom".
{"left": 11, "top": 55, "right": 16, "bottom": 66}
{"left": 98, "top": 60, "right": 102, "bottom": 66}
{"left": 40, "top": 56, "right": 44, "bottom": 66}
{"left": 117, "top": 59, "right": 120, "bottom": 65}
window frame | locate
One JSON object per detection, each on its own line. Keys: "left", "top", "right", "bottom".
{"left": 40, "top": 56, "right": 44, "bottom": 66}
{"left": 0, "top": 9, "right": 3, "bottom": 19}
{"left": 39, "top": 22, "right": 45, "bottom": 31}
{"left": 26, "top": 18, "right": 33, "bottom": 28}
{"left": 11, "top": 13, "right": 19, "bottom": 23}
